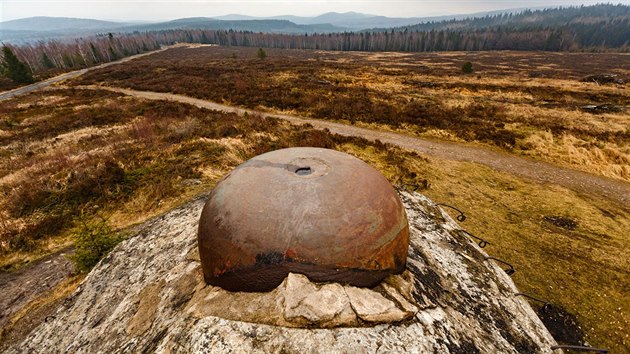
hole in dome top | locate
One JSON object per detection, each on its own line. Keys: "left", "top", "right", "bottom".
{"left": 295, "top": 167, "right": 312, "bottom": 176}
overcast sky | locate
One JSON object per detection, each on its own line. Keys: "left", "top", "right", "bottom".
{"left": 1, "top": 0, "right": 628, "bottom": 22}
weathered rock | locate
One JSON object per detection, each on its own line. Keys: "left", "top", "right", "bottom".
{"left": 579, "top": 104, "right": 625, "bottom": 114}
{"left": 0, "top": 248, "right": 74, "bottom": 330}
{"left": 282, "top": 274, "right": 356, "bottom": 326}
{"left": 7, "top": 191, "right": 558, "bottom": 353}
{"left": 184, "top": 268, "right": 414, "bottom": 329}
{"left": 581, "top": 73, "right": 625, "bottom": 85}
{"left": 380, "top": 281, "right": 418, "bottom": 315}
{"left": 344, "top": 286, "right": 406, "bottom": 323}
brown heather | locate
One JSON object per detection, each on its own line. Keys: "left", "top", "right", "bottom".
{"left": 71, "top": 46, "right": 630, "bottom": 181}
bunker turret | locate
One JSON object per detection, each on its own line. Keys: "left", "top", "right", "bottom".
{"left": 198, "top": 147, "right": 409, "bottom": 292}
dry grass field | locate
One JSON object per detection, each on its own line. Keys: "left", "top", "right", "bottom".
{"left": 71, "top": 46, "right": 630, "bottom": 182}
{"left": 0, "top": 87, "right": 379, "bottom": 265}
{"left": 1, "top": 47, "right": 629, "bottom": 351}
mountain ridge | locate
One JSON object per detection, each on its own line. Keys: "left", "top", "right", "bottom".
{"left": 0, "top": 7, "right": 537, "bottom": 35}
{"left": 0, "top": 16, "right": 128, "bottom": 31}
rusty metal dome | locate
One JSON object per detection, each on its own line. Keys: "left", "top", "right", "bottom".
{"left": 197, "top": 147, "right": 409, "bottom": 292}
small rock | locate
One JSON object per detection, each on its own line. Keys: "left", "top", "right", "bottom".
{"left": 345, "top": 286, "right": 407, "bottom": 323}
{"left": 282, "top": 273, "right": 356, "bottom": 326}
{"left": 380, "top": 282, "right": 418, "bottom": 316}
{"left": 179, "top": 179, "right": 202, "bottom": 187}
{"left": 579, "top": 104, "right": 624, "bottom": 114}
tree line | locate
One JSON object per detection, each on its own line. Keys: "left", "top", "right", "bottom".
{"left": 3, "top": 32, "right": 161, "bottom": 74}
{"left": 395, "top": 4, "right": 630, "bottom": 32}
{"left": 187, "top": 25, "right": 629, "bottom": 52}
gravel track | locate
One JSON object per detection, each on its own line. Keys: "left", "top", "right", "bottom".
{"left": 78, "top": 85, "right": 630, "bottom": 208}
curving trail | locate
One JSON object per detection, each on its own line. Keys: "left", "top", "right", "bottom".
{"left": 0, "top": 45, "right": 178, "bottom": 101}
{"left": 0, "top": 45, "right": 628, "bottom": 207}
{"left": 77, "top": 85, "right": 630, "bottom": 207}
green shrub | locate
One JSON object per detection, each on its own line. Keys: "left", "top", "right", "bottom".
{"left": 257, "top": 48, "right": 267, "bottom": 60}
{"left": 462, "top": 61, "right": 474, "bottom": 74}
{"left": 70, "top": 216, "right": 124, "bottom": 273}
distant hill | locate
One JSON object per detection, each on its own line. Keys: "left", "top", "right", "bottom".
{"left": 213, "top": 10, "right": 536, "bottom": 30}
{"left": 214, "top": 11, "right": 444, "bottom": 30}
{"left": 212, "top": 14, "right": 258, "bottom": 21}
{"left": 0, "top": 16, "right": 127, "bottom": 31}
{"left": 0, "top": 16, "right": 345, "bottom": 42}
{"left": 0, "top": 17, "right": 132, "bottom": 42}
{"left": 214, "top": 11, "right": 380, "bottom": 25}
{"left": 125, "top": 18, "right": 344, "bottom": 34}
{"left": 308, "top": 11, "right": 374, "bottom": 23}
{"left": 0, "top": 9, "right": 550, "bottom": 43}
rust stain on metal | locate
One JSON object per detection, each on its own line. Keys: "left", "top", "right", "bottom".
{"left": 198, "top": 147, "right": 409, "bottom": 292}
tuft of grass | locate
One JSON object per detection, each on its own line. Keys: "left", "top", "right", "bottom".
{"left": 69, "top": 215, "right": 125, "bottom": 273}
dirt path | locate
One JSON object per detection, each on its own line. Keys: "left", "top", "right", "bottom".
{"left": 0, "top": 45, "right": 182, "bottom": 102}
{"left": 76, "top": 85, "right": 630, "bottom": 207}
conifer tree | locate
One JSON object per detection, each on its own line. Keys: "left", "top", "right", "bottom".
{"left": 41, "top": 52, "right": 55, "bottom": 69}
{"left": 1, "top": 46, "right": 34, "bottom": 84}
